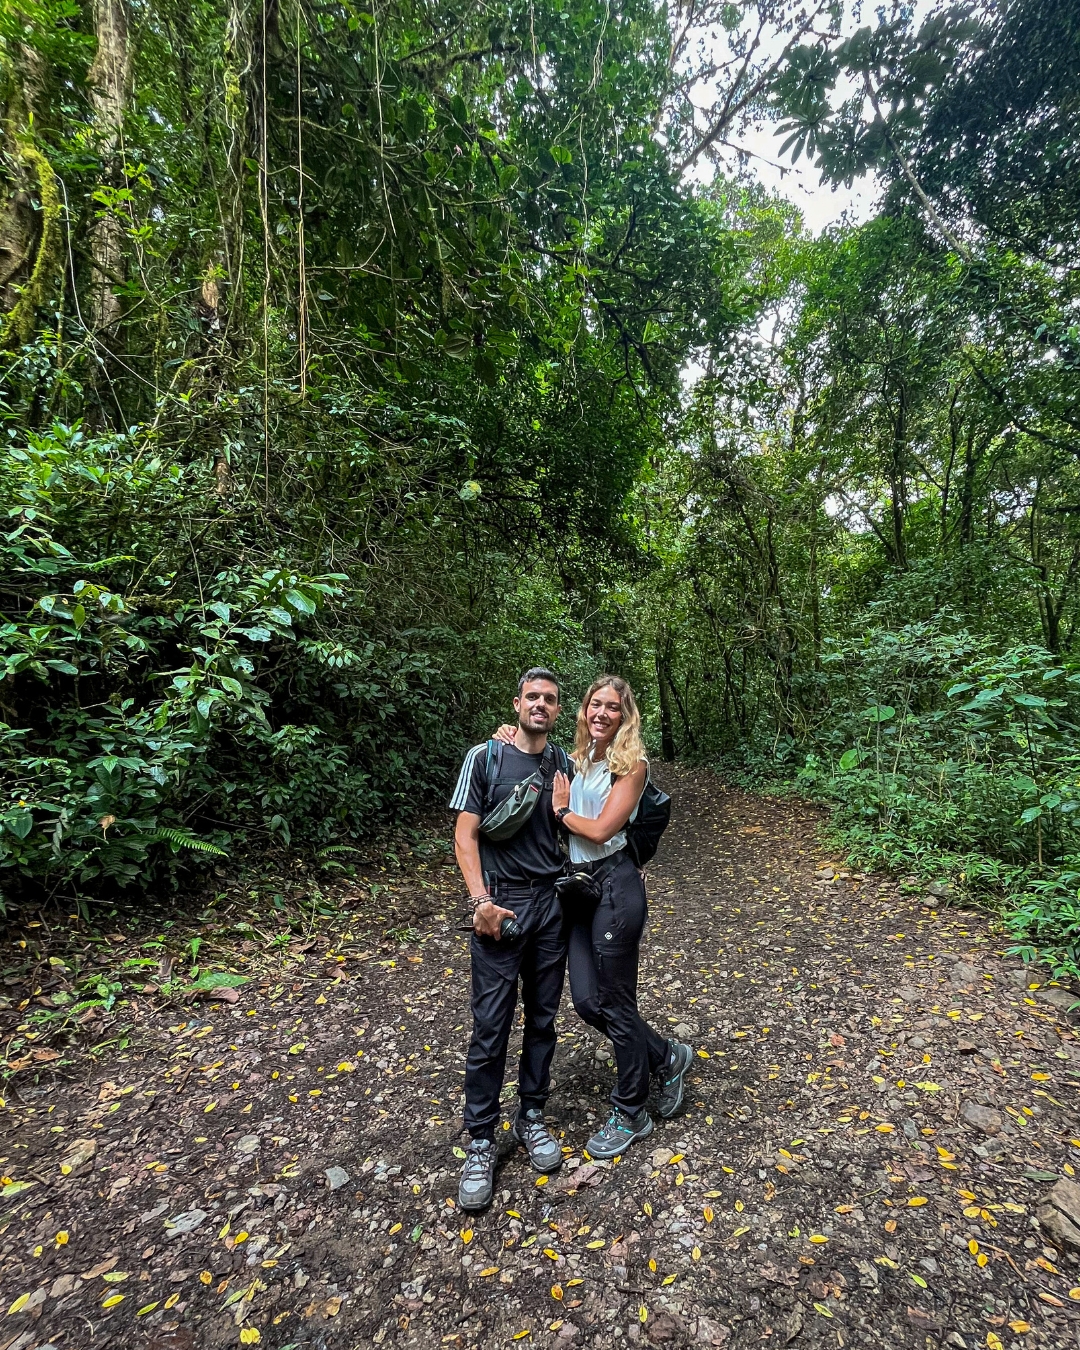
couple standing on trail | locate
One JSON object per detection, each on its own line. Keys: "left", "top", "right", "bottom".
{"left": 448, "top": 667, "right": 693, "bottom": 1212}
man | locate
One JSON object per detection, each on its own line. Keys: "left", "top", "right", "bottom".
{"left": 449, "top": 667, "right": 571, "bottom": 1210}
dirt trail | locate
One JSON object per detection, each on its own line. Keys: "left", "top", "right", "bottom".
{"left": 3, "top": 767, "right": 1080, "bottom": 1350}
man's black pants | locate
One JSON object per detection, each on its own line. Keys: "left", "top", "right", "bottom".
{"left": 566, "top": 851, "right": 669, "bottom": 1114}
{"left": 464, "top": 881, "right": 567, "bottom": 1141}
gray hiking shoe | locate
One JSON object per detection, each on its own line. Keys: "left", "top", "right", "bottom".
{"left": 458, "top": 1137, "right": 495, "bottom": 1211}
{"left": 585, "top": 1106, "right": 653, "bottom": 1160}
{"left": 512, "top": 1107, "right": 562, "bottom": 1173}
{"left": 655, "top": 1040, "right": 694, "bottom": 1119}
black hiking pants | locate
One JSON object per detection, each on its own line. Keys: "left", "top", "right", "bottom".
{"left": 565, "top": 850, "right": 669, "bottom": 1114}
{"left": 464, "top": 881, "right": 566, "bottom": 1140}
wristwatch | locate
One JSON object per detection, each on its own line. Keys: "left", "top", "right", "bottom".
{"left": 555, "top": 806, "right": 570, "bottom": 823}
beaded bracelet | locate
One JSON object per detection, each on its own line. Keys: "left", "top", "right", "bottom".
{"left": 470, "top": 894, "right": 492, "bottom": 910}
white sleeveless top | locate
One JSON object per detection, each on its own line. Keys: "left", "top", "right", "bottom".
{"left": 568, "top": 748, "right": 646, "bottom": 863}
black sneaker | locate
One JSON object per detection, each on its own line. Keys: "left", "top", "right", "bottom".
{"left": 585, "top": 1107, "right": 653, "bottom": 1160}
{"left": 655, "top": 1040, "right": 693, "bottom": 1119}
{"left": 458, "top": 1138, "right": 495, "bottom": 1211}
{"left": 512, "top": 1107, "right": 563, "bottom": 1173}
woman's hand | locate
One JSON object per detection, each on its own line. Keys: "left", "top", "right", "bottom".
{"left": 552, "top": 769, "right": 571, "bottom": 813}
{"left": 492, "top": 723, "right": 517, "bottom": 745}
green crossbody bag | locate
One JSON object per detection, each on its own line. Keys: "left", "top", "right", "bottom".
{"left": 479, "top": 741, "right": 568, "bottom": 842}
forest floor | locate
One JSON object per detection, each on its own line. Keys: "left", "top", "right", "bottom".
{"left": 3, "top": 766, "right": 1080, "bottom": 1350}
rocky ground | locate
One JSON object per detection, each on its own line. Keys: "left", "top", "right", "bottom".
{"left": 2, "top": 765, "right": 1080, "bottom": 1350}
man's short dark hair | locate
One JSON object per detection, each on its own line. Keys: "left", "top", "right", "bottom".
{"left": 518, "top": 666, "right": 560, "bottom": 696}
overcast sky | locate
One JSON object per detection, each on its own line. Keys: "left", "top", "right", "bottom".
{"left": 682, "top": 0, "right": 940, "bottom": 235}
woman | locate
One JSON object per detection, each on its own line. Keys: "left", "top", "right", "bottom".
{"left": 497, "top": 675, "right": 692, "bottom": 1158}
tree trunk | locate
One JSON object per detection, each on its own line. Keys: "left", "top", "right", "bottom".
{"left": 655, "top": 645, "right": 676, "bottom": 762}
{"left": 88, "top": 0, "right": 131, "bottom": 337}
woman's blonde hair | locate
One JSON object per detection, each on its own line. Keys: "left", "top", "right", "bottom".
{"left": 572, "top": 675, "right": 646, "bottom": 778}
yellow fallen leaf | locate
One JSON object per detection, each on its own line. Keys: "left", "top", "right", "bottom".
{"left": 234, "top": 1231, "right": 248, "bottom": 1245}
{"left": 977, "top": 1253, "right": 989, "bottom": 1268}
{"left": 936, "top": 1147, "right": 955, "bottom": 1160}
{"left": 914, "top": 1082, "right": 941, "bottom": 1092}
{"left": 963, "top": 1206, "right": 981, "bottom": 1218}
{"left": 649, "top": 1258, "right": 657, "bottom": 1272}
{"left": 697, "top": 1050, "right": 709, "bottom": 1058}
{"left": 551, "top": 1285, "right": 563, "bottom": 1300}
{"left": 240, "top": 1331, "right": 262, "bottom": 1346}
{"left": 513, "top": 1332, "right": 530, "bottom": 1341}
{"left": 733, "top": 1226, "right": 750, "bottom": 1237}
{"left": 478, "top": 1267, "right": 499, "bottom": 1277}
{"left": 389, "top": 1223, "right": 402, "bottom": 1236}
{"left": 200, "top": 1271, "right": 212, "bottom": 1285}
{"left": 809, "top": 1235, "right": 828, "bottom": 1244}
{"left": 639, "top": 1305, "right": 648, "bottom": 1323}
{"left": 164, "top": 1292, "right": 180, "bottom": 1309}
{"left": 566, "top": 1279, "right": 583, "bottom": 1287}
{"left": 102, "top": 1294, "right": 124, "bottom": 1308}
{"left": 7, "top": 1293, "right": 30, "bottom": 1315}
{"left": 535, "top": 1176, "right": 548, "bottom": 1187}
{"left": 336, "top": 1061, "right": 354, "bottom": 1072}
{"left": 102, "top": 1271, "right": 129, "bottom": 1283}
{"left": 734, "top": 1199, "right": 744, "bottom": 1212}
{"left": 1009, "top": 1322, "right": 1031, "bottom": 1333}
{"left": 543, "top": 1248, "right": 559, "bottom": 1260}
{"left": 136, "top": 1302, "right": 159, "bottom": 1315}
{"left": 968, "top": 1240, "right": 979, "bottom": 1256}
{"left": 586, "top": 1239, "right": 605, "bottom": 1249}
{"left": 835, "top": 1205, "right": 854, "bottom": 1214}
{"left": 550, "top": 1321, "right": 564, "bottom": 1332}
{"left": 461, "top": 1229, "right": 474, "bottom": 1244}
{"left": 643, "top": 1201, "right": 652, "bottom": 1216}
{"left": 875, "top": 1123, "right": 894, "bottom": 1133}
{"left": 205, "top": 1101, "right": 217, "bottom": 1112}
{"left": 661, "top": 1275, "right": 676, "bottom": 1286}
{"left": 692, "top": 1246, "right": 701, "bottom": 1260}
{"left": 987, "top": 1334, "right": 1003, "bottom": 1350}
{"left": 55, "top": 1231, "right": 69, "bottom": 1247}
{"left": 1032, "top": 1072, "right": 1050, "bottom": 1081}
{"left": 703, "top": 1207, "right": 714, "bottom": 1223}
{"left": 669, "top": 1154, "right": 684, "bottom": 1164}
{"left": 1070, "top": 1289, "right": 1080, "bottom": 1302}
{"left": 908, "top": 1197, "right": 928, "bottom": 1207}
{"left": 814, "top": 1303, "right": 833, "bottom": 1318}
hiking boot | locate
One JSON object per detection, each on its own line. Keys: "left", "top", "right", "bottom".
{"left": 512, "top": 1107, "right": 563, "bottom": 1173}
{"left": 458, "top": 1137, "right": 495, "bottom": 1211}
{"left": 655, "top": 1040, "right": 694, "bottom": 1119}
{"left": 585, "top": 1106, "right": 653, "bottom": 1160}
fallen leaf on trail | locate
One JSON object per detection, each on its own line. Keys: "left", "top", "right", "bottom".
{"left": 7, "top": 1293, "right": 30, "bottom": 1315}
{"left": 814, "top": 1303, "right": 833, "bottom": 1318}
{"left": 551, "top": 1285, "right": 563, "bottom": 1300}
{"left": 907, "top": 1197, "right": 928, "bottom": 1207}
{"left": 102, "top": 1294, "right": 124, "bottom": 1308}
{"left": 1008, "top": 1322, "right": 1031, "bottom": 1334}
{"left": 478, "top": 1267, "right": 498, "bottom": 1277}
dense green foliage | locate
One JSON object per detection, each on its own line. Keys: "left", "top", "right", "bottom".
{"left": 2, "top": 0, "right": 1080, "bottom": 979}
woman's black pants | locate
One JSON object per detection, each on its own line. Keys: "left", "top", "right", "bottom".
{"left": 565, "top": 851, "right": 669, "bottom": 1114}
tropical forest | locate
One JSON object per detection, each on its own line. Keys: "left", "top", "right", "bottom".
{"left": 3, "top": 0, "right": 1080, "bottom": 1343}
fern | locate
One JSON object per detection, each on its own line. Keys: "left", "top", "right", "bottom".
{"left": 150, "top": 829, "right": 227, "bottom": 857}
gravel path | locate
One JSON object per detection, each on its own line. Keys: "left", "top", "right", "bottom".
{"left": 3, "top": 766, "right": 1080, "bottom": 1350}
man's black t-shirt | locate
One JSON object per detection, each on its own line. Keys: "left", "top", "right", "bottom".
{"left": 449, "top": 741, "right": 570, "bottom": 885}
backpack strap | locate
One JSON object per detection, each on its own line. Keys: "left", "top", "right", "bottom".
{"left": 482, "top": 739, "right": 503, "bottom": 813}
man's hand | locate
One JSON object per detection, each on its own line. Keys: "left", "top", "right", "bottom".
{"left": 473, "top": 898, "right": 517, "bottom": 939}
